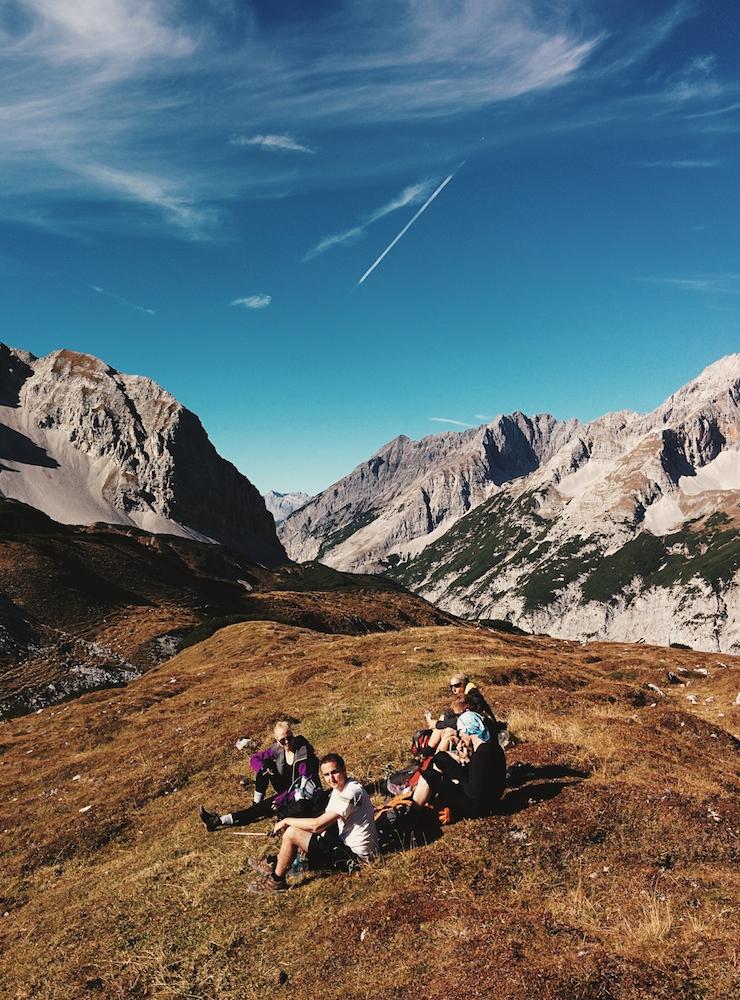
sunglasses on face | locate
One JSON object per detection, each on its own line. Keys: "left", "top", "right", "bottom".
{"left": 450, "top": 682, "right": 463, "bottom": 690}
{"left": 277, "top": 735, "right": 292, "bottom": 745}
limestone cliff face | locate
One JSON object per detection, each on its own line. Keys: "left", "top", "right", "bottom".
{"left": 280, "top": 355, "right": 740, "bottom": 651}
{"left": 263, "top": 490, "right": 310, "bottom": 524}
{"left": 0, "top": 344, "right": 286, "bottom": 566}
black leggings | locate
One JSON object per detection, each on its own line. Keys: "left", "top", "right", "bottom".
{"left": 230, "top": 789, "right": 329, "bottom": 827}
{"left": 421, "top": 768, "right": 480, "bottom": 819}
{"left": 230, "top": 797, "right": 279, "bottom": 826}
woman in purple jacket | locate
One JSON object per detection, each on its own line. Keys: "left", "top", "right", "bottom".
{"left": 198, "top": 721, "right": 323, "bottom": 831}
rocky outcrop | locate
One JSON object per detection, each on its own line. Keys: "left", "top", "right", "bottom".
{"left": 0, "top": 344, "right": 286, "bottom": 566}
{"left": 280, "top": 355, "right": 740, "bottom": 651}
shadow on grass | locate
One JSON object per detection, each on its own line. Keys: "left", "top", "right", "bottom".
{"left": 496, "top": 762, "right": 591, "bottom": 816}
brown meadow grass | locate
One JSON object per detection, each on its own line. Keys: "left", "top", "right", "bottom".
{"left": 0, "top": 620, "right": 738, "bottom": 999}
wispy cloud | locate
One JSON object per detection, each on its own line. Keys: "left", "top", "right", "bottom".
{"left": 429, "top": 417, "right": 475, "bottom": 428}
{"left": 474, "top": 414, "right": 490, "bottom": 421}
{"left": 82, "top": 163, "right": 215, "bottom": 236}
{"left": 0, "top": 1, "right": 604, "bottom": 238}
{"left": 230, "top": 133, "right": 315, "bottom": 154}
{"left": 231, "top": 295, "right": 272, "bottom": 310}
{"left": 91, "top": 284, "right": 154, "bottom": 315}
{"left": 639, "top": 275, "right": 740, "bottom": 294}
{"left": 0, "top": 1, "right": 718, "bottom": 242}
{"left": 303, "top": 179, "right": 436, "bottom": 261}
{"left": 685, "top": 101, "right": 740, "bottom": 120}
{"left": 662, "top": 54, "right": 721, "bottom": 104}
{"left": 637, "top": 159, "right": 722, "bottom": 168}
{"left": 24, "top": 0, "right": 196, "bottom": 68}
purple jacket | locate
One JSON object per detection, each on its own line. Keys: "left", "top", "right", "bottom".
{"left": 250, "top": 735, "right": 321, "bottom": 808}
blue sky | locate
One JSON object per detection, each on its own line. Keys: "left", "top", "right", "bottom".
{"left": 2, "top": 1, "right": 739, "bottom": 495}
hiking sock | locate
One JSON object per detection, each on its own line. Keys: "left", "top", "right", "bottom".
{"left": 270, "top": 870, "right": 286, "bottom": 885}
{"left": 220, "top": 814, "right": 235, "bottom": 826}
{"left": 252, "top": 791, "right": 264, "bottom": 805}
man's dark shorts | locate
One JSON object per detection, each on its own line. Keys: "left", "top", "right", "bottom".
{"left": 306, "top": 827, "right": 361, "bottom": 872}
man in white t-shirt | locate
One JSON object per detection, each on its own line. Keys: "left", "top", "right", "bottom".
{"left": 247, "top": 753, "right": 378, "bottom": 894}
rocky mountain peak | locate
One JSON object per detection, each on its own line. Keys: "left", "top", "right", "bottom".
{"left": 0, "top": 343, "right": 286, "bottom": 566}
{"left": 653, "top": 353, "right": 740, "bottom": 427}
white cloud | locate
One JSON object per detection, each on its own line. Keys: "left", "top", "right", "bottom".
{"left": 231, "top": 295, "right": 272, "bottom": 310}
{"left": 230, "top": 133, "right": 314, "bottom": 154}
{"left": 25, "top": 0, "right": 195, "bottom": 69}
{"left": 304, "top": 179, "right": 436, "bottom": 261}
{"left": 685, "top": 101, "right": 740, "bottom": 120}
{"left": 638, "top": 160, "right": 722, "bottom": 168}
{"left": 276, "top": 1, "right": 601, "bottom": 123}
{"left": 83, "top": 163, "right": 215, "bottom": 236}
{"left": 0, "top": 1, "right": 704, "bottom": 241}
{"left": 429, "top": 417, "right": 475, "bottom": 428}
{"left": 91, "top": 284, "right": 154, "bottom": 315}
{"left": 663, "top": 54, "right": 721, "bottom": 104}
{"left": 640, "top": 275, "right": 740, "bottom": 294}
{"left": 474, "top": 413, "right": 490, "bottom": 421}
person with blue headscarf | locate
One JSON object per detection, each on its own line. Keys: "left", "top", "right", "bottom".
{"left": 411, "top": 711, "right": 506, "bottom": 820}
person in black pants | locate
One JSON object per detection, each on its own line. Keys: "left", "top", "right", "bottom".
{"left": 411, "top": 711, "right": 505, "bottom": 819}
{"left": 198, "top": 721, "right": 323, "bottom": 832}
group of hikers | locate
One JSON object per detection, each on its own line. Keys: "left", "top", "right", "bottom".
{"left": 198, "top": 673, "right": 506, "bottom": 893}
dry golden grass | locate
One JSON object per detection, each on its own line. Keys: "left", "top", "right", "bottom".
{"left": 0, "top": 621, "right": 738, "bottom": 999}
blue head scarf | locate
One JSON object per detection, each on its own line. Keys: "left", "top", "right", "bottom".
{"left": 456, "top": 711, "right": 490, "bottom": 742}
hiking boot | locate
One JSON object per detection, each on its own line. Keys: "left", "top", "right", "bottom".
{"left": 247, "top": 874, "right": 287, "bottom": 894}
{"left": 198, "top": 805, "right": 222, "bottom": 832}
{"left": 247, "top": 857, "right": 274, "bottom": 877}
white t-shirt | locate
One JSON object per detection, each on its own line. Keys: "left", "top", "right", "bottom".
{"left": 327, "top": 779, "right": 379, "bottom": 860}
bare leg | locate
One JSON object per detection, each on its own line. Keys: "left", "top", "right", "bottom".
{"left": 427, "top": 727, "right": 444, "bottom": 751}
{"left": 274, "top": 826, "right": 313, "bottom": 878}
{"left": 412, "top": 774, "right": 432, "bottom": 807}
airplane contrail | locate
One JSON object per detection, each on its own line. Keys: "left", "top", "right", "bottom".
{"left": 356, "top": 171, "right": 455, "bottom": 286}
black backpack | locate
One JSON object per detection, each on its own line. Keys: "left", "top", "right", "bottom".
{"left": 374, "top": 796, "right": 442, "bottom": 853}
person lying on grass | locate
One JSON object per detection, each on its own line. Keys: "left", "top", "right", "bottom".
{"left": 412, "top": 711, "right": 506, "bottom": 820}
{"left": 198, "top": 720, "right": 323, "bottom": 832}
{"left": 246, "top": 752, "right": 379, "bottom": 894}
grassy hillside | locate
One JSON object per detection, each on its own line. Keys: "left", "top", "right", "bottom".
{"left": 0, "top": 499, "right": 452, "bottom": 717}
{"left": 1, "top": 620, "right": 738, "bottom": 999}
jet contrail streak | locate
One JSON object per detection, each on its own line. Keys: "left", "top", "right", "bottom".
{"left": 356, "top": 172, "right": 455, "bottom": 286}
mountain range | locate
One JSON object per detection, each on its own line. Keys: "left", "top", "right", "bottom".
{"left": 3, "top": 342, "right": 739, "bottom": 653}
{"left": 279, "top": 356, "right": 740, "bottom": 651}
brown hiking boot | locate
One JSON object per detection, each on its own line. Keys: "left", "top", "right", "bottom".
{"left": 247, "top": 874, "right": 287, "bottom": 894}
{"left": 247, "top": 857, "right": 273, "bottom": 877}
{"left": 198, "top": 805, "right": 222, "bottom": 832}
